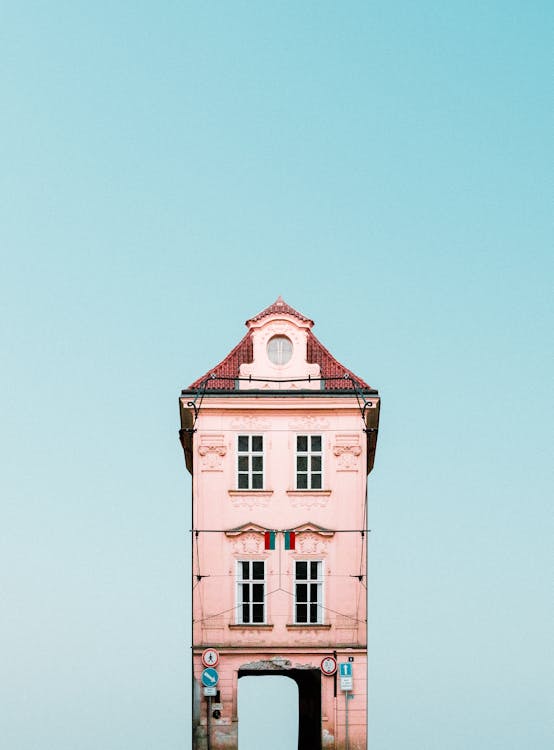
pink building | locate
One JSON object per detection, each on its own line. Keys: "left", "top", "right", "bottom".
{"left": 179, "top": 298, "right": 380, "bottom": 750}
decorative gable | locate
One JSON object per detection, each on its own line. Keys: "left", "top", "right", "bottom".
{"left": 186, "top": 296, "right": 374, "bottom": 392}
{"left": 239, "top": 300, "right": 321, "bottom": 390}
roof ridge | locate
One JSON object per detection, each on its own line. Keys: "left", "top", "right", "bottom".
{"left": 247, "top": 296, "right": 314, "bottom": 325}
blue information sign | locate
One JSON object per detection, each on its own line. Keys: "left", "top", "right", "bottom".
{"left": 339, "top": 663, "right": 352, "bottom": 677}
{"left": 201, "top": 667, "right": 219, "bottom": 687}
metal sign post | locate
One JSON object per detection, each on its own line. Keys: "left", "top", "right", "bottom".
{"left": 206, "top": 694, "right": 211, "bottom": 750}
{"left": 345, "top": 691, "right": 349, "bottom": 750}
{"left": 339, "top": 663, "right": 353, "bottom": 750}
{"left": 201, "top": 668, "right": 219, "bottom": 750}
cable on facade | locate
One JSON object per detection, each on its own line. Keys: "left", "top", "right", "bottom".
{"left": 193, "top": 584, "right": 367, "bottom": 626}
{"left": 190, "top": 528, "right": 372, "bottom": 534}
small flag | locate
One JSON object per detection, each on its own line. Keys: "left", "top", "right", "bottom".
{"left": 264, "top": 531, "right": 276, "bottom": 550}
{"left": 284, "top": 531, "right": 296, "bottom": 550}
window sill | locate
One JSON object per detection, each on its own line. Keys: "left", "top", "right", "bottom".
{"left": 228, "top": 490, "right": 273, "bottom": 497}
{"left": 286, "top": 490, "right": 331, "bottom": 497}
{"left": 228, "top": 624, "right": 274, "bottom": 630}
{"left": 286, "top": 623, "right": 332, "bottom": 630}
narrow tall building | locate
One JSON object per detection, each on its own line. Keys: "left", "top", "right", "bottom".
{"left": 179, "top": 298, "right": 380, "bottom": 750}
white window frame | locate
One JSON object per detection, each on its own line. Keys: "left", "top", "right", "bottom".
{"left": 294, "top": 559, "right": 324, "bottom": 624}
{"left": 237, "top": 435, "right": 264, "bottom": 490}
{"left": 236, "top": 560, "right": 266, "bottom": 624}
{"left": 267, "top": 335, "right": 293, "bottom": 365}
{"left": 295, "top": 434, "right": 323, "bottom": 490}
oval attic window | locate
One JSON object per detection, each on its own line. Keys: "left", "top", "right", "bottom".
{"left": 267, "top": 335, "right": 293, "bottom": 365}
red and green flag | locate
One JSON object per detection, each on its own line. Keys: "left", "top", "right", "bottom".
{"left": 264, "top": 531, "right": 276, "bottom": 550}
{"left": 284, "top": 531, "right": 296, "bottom": 550}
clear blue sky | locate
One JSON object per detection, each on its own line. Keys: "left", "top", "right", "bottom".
{"left": 1, "top": 3, "right": 551, "bottom": 749}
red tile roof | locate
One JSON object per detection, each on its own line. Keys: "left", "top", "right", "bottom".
{"left": 306, "top": 330, "right": 371, "bottom": 390}
{"left": 189, "top": 330, "right": 254, "bottom": 390}
{"left": 247, "top": 295, "right": 314, "bottom": 325}
{"left": 186, "top": 298, "right": 372, "bottom": 391}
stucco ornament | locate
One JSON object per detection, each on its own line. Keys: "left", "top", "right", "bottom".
{"left": 288, "top": 492, "right": 331, "bottom": 509}
{"left": 239, "top": 312, "right": 321, "bottom": 389}
{"left": 296, "top": 532, "right": 326, "bottom": 555}
{"left": 258, "top": 321, "right": 302, "bottom": 348}
{"left": 333, "top": 434, "right": 362, "bottom": 471}
{"left": 233, "top": 533, "right": 264, "bottom": 555}
{"left": 289, "top": 415, "right": 330, "bottom": 430}
{"left": 197, "top": 434, "right": 227, "bottom": 471}
{"left": 228, "top": 491, "right": 272, "bottom": 510}
{"left": 230, "top": 416, "right": 270, "bottom": 430}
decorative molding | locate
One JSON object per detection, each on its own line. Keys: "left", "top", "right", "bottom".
{"left": 294, "top": 532, "right": 328, "bottom": 555}
{"left": 289, "top": 416, "right": 330, "bottom": 430}
{"left": 286, "top": 491, "right": 331, "bottom": 510}
{"left": 197, "top": 434, "right": 226, "bottom": 471}
{"left": 232, "top": 533, "right": 264, "bottom": 555}
{"left": 282, "top": 626, "right": 331, "bottom": 644}
{"left": 228, "top": 625, "right": 274, "bottom": 645}
{"left": 333, "top": 434, "right": 362, "bottom": 471}
{"left": 257, "top": 322, "right": 303, "bottom": 347}
{"left": 230, "top": 416, "right": 271, "bottom": 430}
{"left": 227, "top": 490, "right": 273, "bottom": 510}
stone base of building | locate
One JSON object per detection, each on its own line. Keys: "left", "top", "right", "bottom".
{"left": 192, "top": 648, "right": 367, "bottom": 750}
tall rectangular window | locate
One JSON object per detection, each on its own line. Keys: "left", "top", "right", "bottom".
{"left": 236, "top": 560, "right": 265, "bottom": 624}
{"left": 294, "top": 560, "right": 323, "bottom": 624}
{"left": 296, "top": 435, "right": 322, "bottom": 489}
{"left": 237, "top": 435, "right": 264, "bottom": 489}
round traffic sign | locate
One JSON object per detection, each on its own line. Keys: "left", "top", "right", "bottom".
{"left": 201, "top": 648, "right": 220, "bottom": 668}
{"left": 201, "top": 667, "right": 219, "bottom": 687}
{"left": 320, "top": 656, "right": 337, "bottom": 676}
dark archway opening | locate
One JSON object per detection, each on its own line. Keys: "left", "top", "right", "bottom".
{"left": 238, "top": 669, "right": 321, "bottom": 750}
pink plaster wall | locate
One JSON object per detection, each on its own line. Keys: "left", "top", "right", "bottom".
{"left": 183, "top": 310, "right": 378, "bottom": 749}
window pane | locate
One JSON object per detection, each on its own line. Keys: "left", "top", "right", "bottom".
{"left": 242, "top": 603, "right": 250, "bottom": 622}
{"left": 238, "top": 473, "right": 249, "bottom": 489}
{"left": 252, "top": 456, "right": 263, "bottom": 471}
{"left": 242, "top": 583, "right": 250, "bottom": 602}
{"left": 238, "top": 436, "right": 249, "bottom": 451}
{"left": 311, "top": 473, "right": 322, "bottom": 489}
{"left": 297, "top": 473, "right": 307, "bottom": 489}
{"left": 310, "top": 583, "right": 319, "bottom": 601}
{"left": 297, "top": 436, "right": 308, "bottom": 452}
{"left": 252, "top": 436, "right": 263, "bottom": 452}
{"left": 252, "top": 562, "right": 264, "bottom": 579}
{"left": 296, "top": 562, "right": 307, "bottom": 579}
{"left": 252, "top": 584, "right": 264, "bottom": 602}
{"left": 311, "top": 456, "right": 322, "bottom": 472}
{"left": 311, "top": 436, "right": 322, "bottom": 451}
{"left": 296, "top": 583, "right": 307, "bottom": 602}
{"left": 310, "top": 562, "right": 320, "bottom": 579}
{"left": 252, "top": 604, "right": 264, "bottom": 623}
{"left": 268, "top": 336, "right": 292, "bottom": 365}
{"left": 296, "top": 603, "right": 307, "bottom": 622}
{"left": 297, "top": 456, "right": 307, "bottom": 471}
{"left": 310, "top": 603, "right": 318, "bottom": 622}
{"left": 252, "top": 473, "right": 263, "bottom": 489}
{"left": 238, "top": 456, "right": 249, "bottom": 471}
{"left": 241, "top": 562, "right": 250, "bottom": 579}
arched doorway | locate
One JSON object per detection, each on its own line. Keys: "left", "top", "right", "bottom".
{"left": 238, "top": 676, "right": 297, "bottom": 749}
{"left": 238, "top": 668, "right": 321, "bottom": 750}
